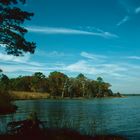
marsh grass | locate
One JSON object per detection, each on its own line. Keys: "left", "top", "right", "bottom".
{"left": 11, "top": 91, "right": 50, "bottom": 100}
{"left": 43, "top": 117, "right": 101, "bottom": 136}
{"left": 0, "top": 112, "right": 126, "bottom": 140}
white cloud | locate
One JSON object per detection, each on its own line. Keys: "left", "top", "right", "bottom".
{"left": 0, "top": 55, "right": 127, "bottom": 79}
{"left": 0, "top": 53, "right": 42, "bottom": 66}
{"left": 63, "top": 60, "right": 98, "bottom": 75}
{"left": 117, "top": 16, "right": 129, "bottom": 26}
{"left": 26, "top": 26, "right": 118, "bottom": 39}
{"left": 0, "top": 62, "right": 64, "bottom": 74}
{"left": 0, "top": 53, "right": 29, "bottom": 63}
{"left": 100, "top": 64, "right": 127, "bottom": 72}
{"left": 63, "top": 60, "right": 127, "bottom": 78}
{"left": 80, "top": 52, "right": 107, "bottom": 60}
{"left": 135, "top": 7, "right": 140, "bottom": 14}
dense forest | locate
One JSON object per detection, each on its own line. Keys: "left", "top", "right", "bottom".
{"left": 0, "top": 71, "right": 121, "bottom": 98}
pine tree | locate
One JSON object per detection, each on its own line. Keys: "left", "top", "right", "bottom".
{"left": 0, "top": 0, "right": 36, "bottom": 56}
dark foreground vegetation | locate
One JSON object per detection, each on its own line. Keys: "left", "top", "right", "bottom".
{"left": 0, "top": 71, "right": 16, "bottom": 114}
{"left": 0, "top": 131, "right": 127, "bottom": 140}
{"left": 0, "top": 113, "right": 126, "bottom": 140}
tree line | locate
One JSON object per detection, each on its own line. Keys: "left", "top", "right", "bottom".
{"left": 0, "top": 71, "right": 121, "bottom": 98}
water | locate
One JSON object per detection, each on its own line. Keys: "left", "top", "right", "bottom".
{"left": 0, "top": 96, "right": 140, "bottom": 139}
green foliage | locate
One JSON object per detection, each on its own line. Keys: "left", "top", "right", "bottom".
{"left": 30, "top": 72, "right": 48, "bottom": 92}
{"left": 97, "top": 77, "right": 103, "bottom": 83}
{"left": 9, "top": 71, "right": 115, "bottom": 98}
{"left": 0, "top": 73, "right": 9, "bottom": 91}
{"left": 48, "top": 71, "right": 68, "bottom": 97}
{"left": 76, "top": 73, "right": 87, "bottom": 80}
{"left": 0, "top": 0, "right": 36, "bottom": 56}
{"left": 10, "top": 76, "right": 31, "bottom": 91}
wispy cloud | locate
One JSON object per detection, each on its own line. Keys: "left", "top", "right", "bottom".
{"left": 0, "top": 51, "right": 126, "bottom": 79}
{"left": 0, "top": 53, "right": 42, "bottom": 66}
{"left": 36, "top": 50, "right": 72, "bottom": 58}
{"left": 26, "top": 26, "right": 118, "bottom": 39}
{"left": 63, "top": 60, "right": 99, "bottom": 75}
{"left": 135, "top": 7, "right": 140, "bottom": 14}
{"left": 1, "top": 59, "right": 126, "bottom": 78}
{"left": 80, "top": 52, "right": 107, "bottom": 61}
{"left": 0, "top": 63, "right": 63, "bottom": 74}
{"left": 0, "top": 53, "right": 29, "bottom": 63}
{"left": 63, "top": 60, "right": 127, "bottom": 78}
{"left": 117, "top": 16, "right": 129, "bottom": 26}
{"left": 126, "top": 56, "right": 140, "bottom": 60}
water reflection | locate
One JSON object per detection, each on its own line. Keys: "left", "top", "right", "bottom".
{"left": 0, "top": 114, "right": 15, "bottom": 134}
{"left": 0, "top": 99, "right": 114, "bottom": 135}
{"left": 44, "top": 101, "right": 67, "bottom": 128}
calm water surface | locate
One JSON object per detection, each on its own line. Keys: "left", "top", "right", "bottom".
{"left": 0, "top": 96, "right": 140, "bottom": 139}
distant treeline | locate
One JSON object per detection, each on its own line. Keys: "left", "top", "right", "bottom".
{"left": 0, "top": 71, "right": 121, "bottom": 98}
{"left": 122, "top": 94, "right": 140, "bottom": 96}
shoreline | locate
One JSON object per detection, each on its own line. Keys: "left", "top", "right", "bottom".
{"left": 0, "top": 92, "right": 123, "bottom": 115}
{"left": 11, "top": 91, "right": 124, "bottom": 101}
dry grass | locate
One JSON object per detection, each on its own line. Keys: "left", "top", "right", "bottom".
{"left": 11, "top": 91, "right": 50, "bottom": 100}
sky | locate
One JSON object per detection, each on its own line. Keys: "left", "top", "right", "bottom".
{"left": 1, "top": 0, "right": 140, "bottom": 93}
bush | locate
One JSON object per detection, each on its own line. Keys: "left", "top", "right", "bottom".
{"left": 0, "top": 90, "right": 16, "bottom": 115}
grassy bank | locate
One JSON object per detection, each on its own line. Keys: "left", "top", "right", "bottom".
{"left": 11, "top": 91, "right": 50, "bottom": 100}
{"left": 10, "top": 91, "right": 123, "bottom": 100}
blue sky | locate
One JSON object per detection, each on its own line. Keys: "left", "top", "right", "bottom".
{"left": 1, "top": 0, "right": 140, "bottom": 93}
